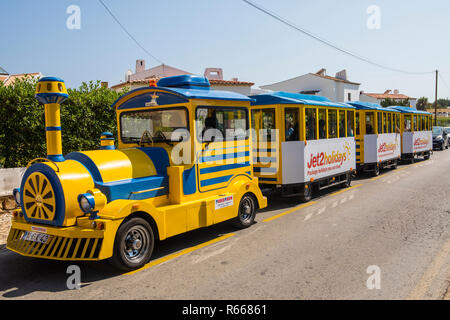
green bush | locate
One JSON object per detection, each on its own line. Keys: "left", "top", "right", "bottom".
{"left": 0, "top": 77, "right": 125, "bottom": 168}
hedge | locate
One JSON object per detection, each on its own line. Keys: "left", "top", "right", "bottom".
{"left": 0, "top": 77, "right": 126, "bottom": 168}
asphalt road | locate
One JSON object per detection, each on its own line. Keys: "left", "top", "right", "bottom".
{"left": 0, "top": 150, "right": 449, "bottom": 300}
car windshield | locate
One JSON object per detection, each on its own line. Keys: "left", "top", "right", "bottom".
{"left": 432, "top": 127, "right": 443, "bottom": 135}
{"left": 120, "top": 108, "right": 188, "bottom": 144}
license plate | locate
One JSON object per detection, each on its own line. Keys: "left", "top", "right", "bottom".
{"left": 22, "top": 231, "right": 51, "bottom": 244}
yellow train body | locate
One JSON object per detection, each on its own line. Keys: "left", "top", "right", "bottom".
{"left": 7, "top": 76, "right": 267, "bottom": 268}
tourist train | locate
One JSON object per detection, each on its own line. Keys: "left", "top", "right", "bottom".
{"left": 6, "top": 75, "right": 433, "bottom": 270}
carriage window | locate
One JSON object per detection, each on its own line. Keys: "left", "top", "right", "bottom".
{"left": 196, "top": 107, "right": 247, "bottom": 142}
{"left": 285, "top": 108, "right": 299, "bottom": 141}
{"left": 339, "top": 110, "right": 346, "bottom": 138}
{"left": 387, "top": 113, "right": 393, "bottom": 133}
{"left": 262, "top": 109, "right": 275, "bottom": 141}
{"left": 383, "top": 113, "right": 387, "bottom": 134}
{"left": 366, "top": 112, "right": 375, "bottom": 134}
{"left": 305, "top": 108, "right": 317, "bottom": 140}
{"left": 318, "top": 108, "right": 327, "bottom": 139}
{"left": 395, "top": 114, "right": 400, "bottom": 133}
{"left": 328, "top": 110, "right": 338, "bottom": 138}
{"left": 356, "top": 112, "right": 360, "bottom": 135}
{"left": 120, "top": 108, "right": 188, "bottom": 144}
{"left": 404, "top": 115, "right": 411, "bottom": 132}
{"left": 377, "top": 112, "right": 383, "bottom": 134}
{"left": 413, "top": 115, "right": 417, "bottom": 131}
{"left": 347, "top": 110, "right": 355, "bottom": 137}
{"left": 421, "top": 116, "right": 426, "bottom": 131}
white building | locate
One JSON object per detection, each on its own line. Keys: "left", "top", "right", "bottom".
{"left": 260, "top": 68, "right": 361, "bottom": 102}
{"left": 359, "top": 90, "right": 417, "bottom": 108}
{"left": 111, "top": 60, "right": 254, "bottom": 95}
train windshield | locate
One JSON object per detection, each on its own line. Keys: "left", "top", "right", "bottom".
{"left": 120, "top": 108, "right": 188, "bottom": 144}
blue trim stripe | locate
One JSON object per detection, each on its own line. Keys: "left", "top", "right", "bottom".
{"left": 45, "top": 126, "right": 62, "bottom": 131}
{"left": 200, "top": 174, "right": 234, "bottom": 187}
{"left": 253, "top": 167, "right": 278, "bottom": 173}
{"left": 199, "top": 162, "right": 250, "bottom": 174}
{"left": 200, "top": 151, "right": 249, "bottom": 163}
{"left": 356, "top": 152, "right": 361, "bottom": 156}
{"left": 47, "top": 154, "right": 65, "bottom": 162}
{"left": 253, "top": 148, "right": 276, "bottom": 153}
{"left": 253, "top": 157, "right": 277, "bottom": 163}
{"left": 258, "top": 177, "right": 278, "bottom": 182}
{"left": 356, "top": 145, "right": 360, "bottom": 149}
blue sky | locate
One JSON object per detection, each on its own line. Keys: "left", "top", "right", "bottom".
{"left": 1, "top": 0, "right": 450, "bottom": 101}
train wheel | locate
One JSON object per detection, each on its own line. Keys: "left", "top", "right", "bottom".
{"left": 371, "top": 165, "right": 380, "bottom": 177}
{"left": 392, "top": 160, "right": 398, "bottom": 169}
{"left": 232, "top": 193, "right": 256, "bottom": 229}
{"left": 110, "top": 217, "right": 154, "bottom": 271}
{"left": 299, "top": 183, "right": 312, "bottom": 203}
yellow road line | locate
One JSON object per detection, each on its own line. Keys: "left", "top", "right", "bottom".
{"left": 407, "top": 238, "right": 450, "bottom": 300}
{"left": 370, "top": 175, "right": 384, "bottom": 181}
{"left": 125, "top": 233, "right": 235, "bottom": 275}
{"left": 263, "top": 201, "right": 317, "bottom": 223}
{"left": 330, "top": 184, "right": 362, "bottom": 197}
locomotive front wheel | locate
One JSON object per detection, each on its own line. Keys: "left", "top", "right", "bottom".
{"left": 232, "top": 193, "right": 256, "bottom": 229}
{"left": 110, "top": 217, "right": 154, "bottom": 271}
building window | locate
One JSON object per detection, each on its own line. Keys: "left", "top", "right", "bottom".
{"left": 347, "top": 93, "right": 351, "bottom": 101}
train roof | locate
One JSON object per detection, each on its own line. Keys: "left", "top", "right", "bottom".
{"left": 112, "top": 75, "right": 252, "bottom": 109}
{"left": 250, "top": 91, "right": 355, "bottom": 109}
{"left": 387, "top": 106, "right": 433, "bottom": 115}
{"left": 348, "top": 101, "right": 400, "bottom": 112}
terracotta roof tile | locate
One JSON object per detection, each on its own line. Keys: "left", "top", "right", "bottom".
{"left": 362, "top": 92, "right": 416, "bottom": 100}
{"left": 310, "top": 73, "right": 360, "bottom": 85}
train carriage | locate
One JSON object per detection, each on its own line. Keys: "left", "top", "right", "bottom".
{"left": 250, "top": 92, "right": 356, "bottom": 202}
{"left": 348, "top": 101, "right": 402, "bottom": 176}
{"left": 7, "top": 75, "right": 267, "bottom": 270}
{"left": 387, "top": 106, "right": 433, "bottom": 163}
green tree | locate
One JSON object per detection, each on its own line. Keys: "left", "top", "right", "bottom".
{"left": 380, "top": 98, "right": 411, "bottom": 108}
{"left": 0, "top": 77, "right": 126, "bottom": 168}
{"left": 416, "top": 97, "right": 428, "bottom": 111}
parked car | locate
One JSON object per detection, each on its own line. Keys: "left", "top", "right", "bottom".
{"left": 432, "top": 126, "right": 449, "bottom": 150}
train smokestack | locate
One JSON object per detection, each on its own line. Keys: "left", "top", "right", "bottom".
{"left": 35, "top": 77, "right": 68, "bottom": 162}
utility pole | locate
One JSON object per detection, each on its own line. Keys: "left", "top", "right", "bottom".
{"left": 434, "top": 69, "right": 438, "bottom": 126}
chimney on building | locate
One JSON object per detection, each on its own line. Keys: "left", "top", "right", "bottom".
{"left": 394, "top": 89, "right": 399, "bottom": 94}
{"left": 335, "top": 69, "right": 347, "bottom": 81}
{"left": 101, "top": 82, "right": 108, "bottom": 88}
{"left": 231, "top": 77, "right": 238, "bottom": 82}
{"left": 204, "top": 68, "right": 223, "bottom": 80}
{"left": 125, "top": 69, "right": 132, "bottom": 82}
{"left": 384, "top": 90, "right": 391, "bottom": 94}
{"left": 316, "top": 68, "right": 326, "bottom": 76}
{"left": 136, "top": 59, "right": 145, "bottom": 74}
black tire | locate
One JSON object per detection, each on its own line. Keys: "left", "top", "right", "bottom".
{"left": 232, "top": 193, "right": 257, "bottom": 229}
{"left": 391, "top": 160, "right": 398, "bottom": 169}
{"left": 341, "top": 172, "right": 352, "bottom": 188}
{"left": 371, "top": 165, "right": 380, "bottom": 177}
{"left": 109, "top": 217, "right": 154, "bottom": 271}
{"left": 424, "top": 153, "right": 430, "bottom": 160}
{"left": 299, "top": 183, "right": 312, "bottom": 203}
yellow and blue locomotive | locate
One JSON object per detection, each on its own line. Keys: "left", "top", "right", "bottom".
{"left": 7, "top": 75, "right": 267, "bottom": 270}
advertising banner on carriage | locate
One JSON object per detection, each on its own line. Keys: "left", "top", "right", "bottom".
{"left": 364, "top": 133, "right": 401, "bottom": 163}
{"left": 402, "top": 131, "right": 432, "bottom": 154}
{"left": 281, "top": 138, "right": 356, "bottom": 184}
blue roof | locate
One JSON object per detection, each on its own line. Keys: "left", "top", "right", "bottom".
{"left": 250, "top": 91, "right": 355, "bottom": 109}
{"left": 348, "top": 101, "right": 400, "bottom": 112}
{"left": 387, "top": 106, "right": 433, "bottom": 115}
{"left": 38, "top": 77, "right": 65, "bottom": 83}
{"left": 157, "top": 75, "right": 210, "bottom": 90}
{"left": 112, "top": 85, "right": 252, "bottom": 109}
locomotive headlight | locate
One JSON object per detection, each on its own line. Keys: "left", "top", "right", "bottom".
{"left": 77, "top": 189, "right": 107, "bottom": 214}
{"left": 78, "top": 193, "right": 95, "bottom": 213}
{"left": 13, "top": 188, "right": 21, "bottom": 206}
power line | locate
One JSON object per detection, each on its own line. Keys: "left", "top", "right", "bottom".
{"left": 438, "top": 73, "right": 450, "bottom": 93}
{"left": 242, "top": 0, "right": 434, "bottom": 75}
{"left": 98, "top": 0, "right": 164, "bottom": 65}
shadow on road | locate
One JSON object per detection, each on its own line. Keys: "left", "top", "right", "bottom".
{"left": 0, "top": 220, "right": 239, "bottom": 299}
